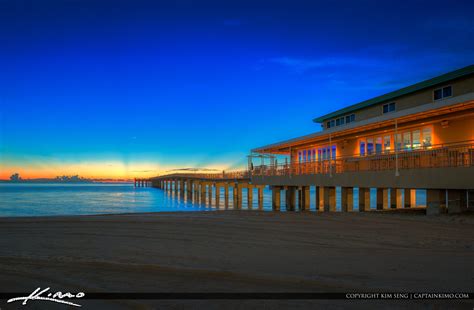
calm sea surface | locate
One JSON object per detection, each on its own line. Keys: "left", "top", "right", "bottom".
{"left": 0, "top": 183, "right": 426, "bottom": 217}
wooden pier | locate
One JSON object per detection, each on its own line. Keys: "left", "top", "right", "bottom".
{"left": 147, "top": 171, "right": 267, "bottom": 209}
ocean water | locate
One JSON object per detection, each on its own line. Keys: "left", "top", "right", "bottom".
{"left": 0, "top": 183, "right": 426, "bottom": 217}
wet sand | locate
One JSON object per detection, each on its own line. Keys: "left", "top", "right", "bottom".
{"left": 0, "top": 211, "right": 472, "bottom": 309}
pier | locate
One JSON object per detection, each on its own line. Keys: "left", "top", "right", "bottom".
{"left": 148, "top": 171, "right": 267, "bottom": 210}
{"left": 146, "top": 66, "right": 474, "bottom": 215}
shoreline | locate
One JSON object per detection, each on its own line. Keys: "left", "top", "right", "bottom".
{"left": 0, "top": 206, "right": 467, "bottom": 220}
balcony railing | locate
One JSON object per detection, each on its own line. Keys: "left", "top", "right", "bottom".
{"left": 251, "top": 140, "right": 474, "bottom": 177}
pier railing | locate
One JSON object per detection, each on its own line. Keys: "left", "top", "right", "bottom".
{"left": 154, "top": 170, "right": 250, "bottom": 180}
{"left": 252, "top": 140, "right": 474, "bottom": 177}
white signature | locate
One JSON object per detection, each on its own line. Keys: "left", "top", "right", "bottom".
{"left": 7, "top": 287, "right": 85, "bottom": 307}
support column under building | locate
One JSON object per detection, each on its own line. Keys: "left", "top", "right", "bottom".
{"left": 247, "top": 185, "right": 253, "bottom": 209}
{"left": 272, "top": 186, "right": 281, "bottom": 211}
{"left": 404, "top": 189, "right": 412, "bottom": 208}
{"left": 314, "top": 186, "right": 320, "bottom": 211}
{"left": 396, "top": 189, "right": 404, "bottom": 209}
{"left": 382, "top": 188, "right": 390, "bottom": 210}
{"left": 286, "top": 187, "right": 296, "bottom": 211}
{"left": 447, "top": 189, "right": 468, "bottom": 214}
{"left": 257, "top": 186, "right": 264, "bottom": 210}
{"left": 298, "top": 186, "right": 310, "bottom": 211}
{"left": 359, "top": 188, "right": 370, "bottom": 212}
{"left": 341, "top": 187, "right": 353, "bottom": 212}
{"left": 426, "top": 189, "right": 445, "bottom": 215}
{"left": 328, "top": 187, "right": 336, "bottom": 212}
{"left": 318, "top": 187, "right": 326, "bottom": 211}
{"left": 376, "top": 188, "right": 384, "bottom": 210}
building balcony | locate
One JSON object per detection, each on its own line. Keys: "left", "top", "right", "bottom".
{"left": 250, "top": 140, "right": 474, "bottom": 189}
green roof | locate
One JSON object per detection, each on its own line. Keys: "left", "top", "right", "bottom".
{"left": 312, "top": 64, "right": 474, "bottom": 123}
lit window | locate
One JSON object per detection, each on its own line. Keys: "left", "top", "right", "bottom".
{"left": 422, "top": 127, "right": 432, "bottom": 147}
{"left": 395, "top": 134, "right": 402, "bottom": 151}
{"left": 375, "top": 137, "right": 382, "bottom": 154}
{"left": 383, "top": 135, "right": 391, "bottom": 153}
{"left": 403, "top": 132, "right": 411, "bottom": 150}
{"left": 412, "top": 130, "right": 421, "bottom": 149}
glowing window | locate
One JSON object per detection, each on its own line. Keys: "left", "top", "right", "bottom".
{"left": 395, "top": 134, "right": 402, "bottom": 151}
{"left": 383, "top": 135, "right": 391, "bottom": 153}
{"left": 403, "top": 132, "right": 411, "bottom": 150}
{"left": 375, "top": 137, "right": 383, "bottom": 154}
{"left": 422, "top": 127, "right": 432, "bottom": 147}
{"left": 412, "top": 130, "right": 421, "bottom": 149}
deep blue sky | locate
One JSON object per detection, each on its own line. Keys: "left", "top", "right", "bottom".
{"left": 0, "top": 0, "right": 473, "bottom": 178}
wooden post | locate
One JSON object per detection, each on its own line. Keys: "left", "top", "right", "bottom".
{"left": 272, "top": 186, "right": 281, "bottom": 211}
{"left": 247, "top": 185, "right": 253, "bottom": 209}
{"left": 215, "top": 184, "right": 220, "bottom": 207}
{"left": 224, "top": 185, "right": 229, "bottom": 208}
{"left": 359, "top": 188, "right": 370, "bottom": 212}
{"left": 286, "top": 187, "right": 296, "bottom": 211}
{"left": 201, "top": 182, "right": 207, "bottom": 204}
{"left": 257, "top": 186, "right": 264, "bottom": 209}
{"left": 426, "top": 189, "right": 445, "bottom": 215}
{"left": 404, "top": 189, "right": 412, "bottom": 208}
{"left": 376, "top": 188, "right": 384, "bottom": 210}
{"left": 208, "top": 183, "right": 212, "bottom": 205}
{"left": 382, "top": 188, "right": 390, "bottom": 210}
{"left": 341, "top": 187, "right": 353, "bottom": 212}
{"left": 328, "top": 187, "right": 336, "bottom": 211}
{"left": 396, "top": 189, "right": 404, "bottom": 209}
{"left": 315, "top": 186, "right": 320, "bottom": 211}
{"left": 300, "top": 186, "right": 310, "bottom": 211}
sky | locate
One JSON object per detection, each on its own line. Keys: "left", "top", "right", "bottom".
{"left": 0, "top": 0, "right": 473, "bottom": 179}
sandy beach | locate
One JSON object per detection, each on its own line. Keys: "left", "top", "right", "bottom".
{"left": 0, "top": 211, "right": 472, "bottom": 309}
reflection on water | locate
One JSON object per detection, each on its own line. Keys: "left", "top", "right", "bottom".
{"left": 0, "top": 183, "right": 427, "bottom": 217}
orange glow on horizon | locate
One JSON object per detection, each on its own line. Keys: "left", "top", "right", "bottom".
{"left": 0, "top": 161, "right": 236, "bottom": 181}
